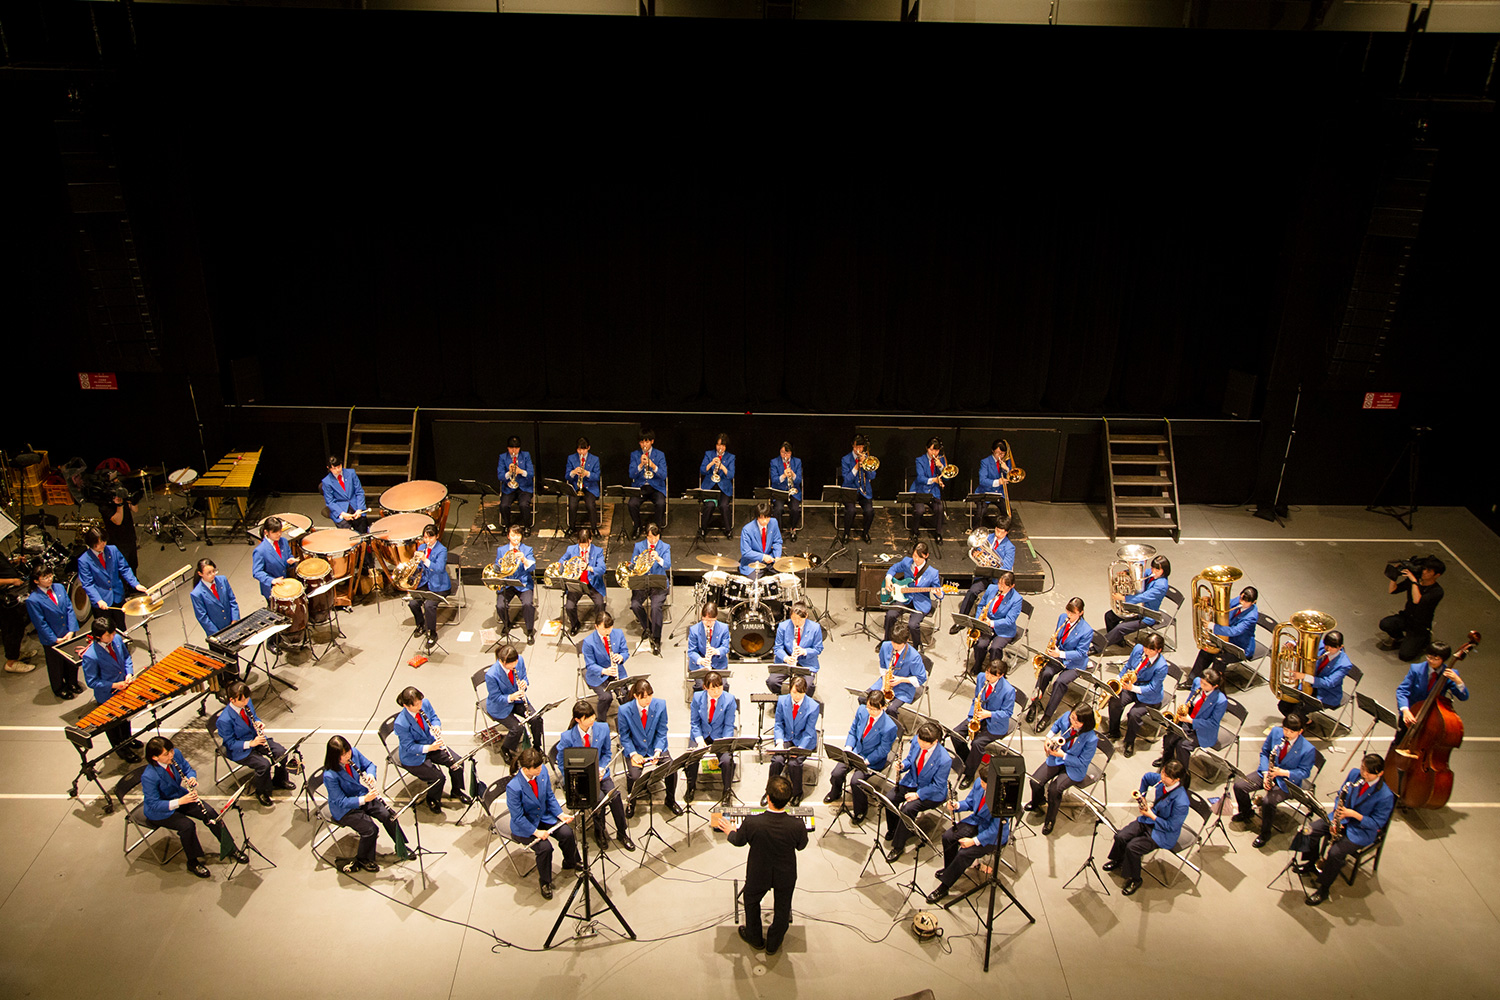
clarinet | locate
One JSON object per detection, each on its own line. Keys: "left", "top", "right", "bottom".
{"left": 1329, "top": 778, "right": 1356, "bottom": 843}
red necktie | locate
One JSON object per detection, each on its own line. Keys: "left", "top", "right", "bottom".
{"left": 97, "top": 551, "right": 107, "bottom": 569}
{"left": 983, "top": 683, "right": 993, "bottom": 701}
{"left": 1359, "top": 782, "right": 1369, "bottom": 797}
{"left": 977, "top": 793, "right": 986, "bottom": 814}
{"left": 915, "top": 748, "right": 927, "bottom": 775}
{"left": 416, "top": 711, "right": 427, "bottom": 733}
{"left": 346, "top": 763, "right": 355, "bottom": 778}
{"left": 760, "top": 525, "right": 767, "bottom": 550}
{"left": 508, "top": 668, "right": 516, "bottom": 687}
{"left": 48, "top": 589, "right": 58, "bottom": 605}
{"left": 929, "top": 459, "right": 936, "bottom": 476}
{"left": 1190, "top": 693, "right": 1205, "bottom": 718}
{"left": 580, "top": 548, "right": 589, "bottom": 586}
{"left": 337, "top": 474, "right": 345, "bottom": 490}
{"left": 1278, "top": 740, "right": 1289, "bottom": 763}
{"left": 861, "top": 719, "right": 874, "bottom": 741}
{"left": 273, "top": 540, "right": 282, "bottom": 559}
{"left": 168, "top": 763, "right": 177, "bottom": 782}
{"left": 1065, "top": 730, "right": 1076, "bottom": 751}
{"left": 641, "top": 707, "right": 649, "bottom": 729}
{"left": 240, "top": 708, "right": 252, "bottom": 727}
{"left": 792, "top": 702, "right": 799, "bottom": 722}
{"left": 529, "top": 778, "right": 539, "bottom": 800}
{"left": 1317, "top": 655, "right": 1328, "bottom": 675}
{"left": 584, "top": 731, "right": 591, "bottom": 749}
{"left": 1060, "top": 621, "right": 1073, "bottom": 645}
{"left": 107, "top": 644, "right": 119, "bottom": 663}
{"left": 992, "top": 536, "right": 1000, "bottom": 551}
{"left": 211, "top": 582, "right": 219, "bottom": 600}
{"left": 708, "top": 697, "right": 717, "bottom": 724}
{"left": 795, "top": 624, "right": 802, "bottom": 647}
{"left": 990, "top": 593, "right": 1001, "bottom": 616}
{"left": 603, "top": 635, "right": 610, "bottom": 658}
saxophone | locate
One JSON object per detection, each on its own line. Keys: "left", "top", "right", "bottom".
{"left": 967, "top": 688, "right": 984, "bottom": 738}
{"left": 882, "top": 657, "right": 896, "bottom": 701}
{"left": 1033, "top": 631, "right": 1061, "bottom": 678}
{"left": 1329, "top": 778, "right": 1356, "bottom": 841}
{"left": 1097, "top": 668, "right": 1139, "bottom": 714}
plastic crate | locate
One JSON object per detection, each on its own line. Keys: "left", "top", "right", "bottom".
{"left": 42, "top": 476, "right": 75, "bottom": 506}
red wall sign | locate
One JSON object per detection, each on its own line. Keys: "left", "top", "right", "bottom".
{"left": 1362, "top": 392, "right": 1400, "bottom": 410}
{"left": 78, "top": 372, "right": 118, "bottom": 390}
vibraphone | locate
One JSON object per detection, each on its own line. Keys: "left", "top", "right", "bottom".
{"left": 192, "top": 447, "right": 263, "bottom": 536}
{"left": 718, "top": 806, "right": 815, "bottom": 831}
{"left": 64, "top": 644, "right": 228, "bottom": 812}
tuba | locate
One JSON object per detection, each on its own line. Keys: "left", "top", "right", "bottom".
{"left": 967, "top": 528, "right": 1003, "bottom": 570}
{"left": 1270, "top": 609, "right": 1337, "bottom": 707}
{"left": 1191, "top": 565, "right": 1243, "bottom": 652}
{"left": 1108, "top": 544, "right": 1156, "bottom": 607}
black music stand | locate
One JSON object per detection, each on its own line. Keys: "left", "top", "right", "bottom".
{"left": 1062, "top": 792, "right": 1117, "bottom": 896}
{"left": 1190, "top": 747, "right": 1247, "bottom": 854}
{"left": 214, "top": 777, "right": 261, "bottom": 877}
{"left": 549, "top": 578, "right": 594, "bottom": 658}
{"left": 534, "top": 478, "right": 570, "bottom": 550}
{"left": 819, "top": 484, "right": 860, "bottom": 557}
{"left": 686, "top": 667, "right": 734, "bottom": 691}
{"left": 1341, "top": 693, "right": 1399, "bottom": 775}
{"left": 391, "top": 776, "right": 447, "bottom": 888}
{"left": 623, "top": 747, "right": 691, "bottom": 866}
{"left": 603, "top": 485, "right": 642, "bottom": 542}
{"left": 703, "top": 735, "right": 758, "bottom": 808}
{"left": 241, "top": 621, "right": 298, "bottom": 711}
{"left": 950, "top": 614, "right": 993, "bottom": 690}
{"left": 305, "top": 575, "right": 352, "bottom": 662}
{"left": 752, "top": 485, "right": 798, "bottom": 539}
{"left": 1267, "top": 783, "right": 1326, "bottom": 894}
{"left": 965, "top": 491, "right": 1008, "bottom": 531}
{"left": 853, "top": 778, "right": 935, "bottom": 901}
{"left": 545, "top": 748, "right": 637, "bottom": 947}
{"left": 819, "top": 745, "right": 874, "bottom": 839}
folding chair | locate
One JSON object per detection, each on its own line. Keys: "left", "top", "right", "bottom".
{"left": 123, "top": 803, "right": 183, "bottom": 867}
{"left": 472, "top": 666, "right": 492, "bottom": 732}
{"left": 305, "top": 767, "right": 359, "bottom": 867}
{"left": 1335, "top": 818, "right": 1391, "bottom": 887}
{"left": 1142, "top": 791, "right": 1211, "bottom": 887}
{"left": 479, "top": 780, "right": 538, "bottom": 880}
{"left": 1306, "top": 665, "right": 1363, "bottom": 741}
{"left": 206, "top": 707, "right": 255, "bottom": 787}
{"left": 1270, "top": 747, "right": 1326, "bottom": 834}
{"left": 377, "top": 714, "right": 438, "bottom": 801}
{"left": 1059, "top": 736, "right": 1115, "bottom": 825}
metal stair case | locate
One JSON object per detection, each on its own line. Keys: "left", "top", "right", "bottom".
{"left": 344, "top": 407, "right": 418, "bottom": 485}
{"left": 1103, "top": 417, "right": 1181, "bottom": 543}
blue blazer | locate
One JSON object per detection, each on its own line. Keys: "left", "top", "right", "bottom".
{"left": 1328, "top": 768, "right": 1395, "bottom": 847}
{"left": 774, "top": 618, "right": 823, "bottom": 673}
{"left": 770, "top": 456, "right": 803, "bottom": 497}
{"left": 581, "top": 628, "right": 629, "bottom": 688}
{"left": 628, "top": 447, "right": 668, "bottom": 490}
{"left": 494, "top": 542, "right": 536, "bottom": 592}
{"left": 1138, "top": 773, "right": 1190, "bottom": 849}
{"left": 25, "top": 585, "right": 77, "bottom": 647}
{"left": 251, "top": 536, "right": 294, "bottom": 598}
{"left": 699, "top": 450, "right": 736, "bottom": 498}
{"left": 618, "top": 696, "right": 670, "bottom": 758}
{"left": 1258, "top": 728, "right": 1316, "bottom": 791}
{"left": 323, "top": 748, "right": 378, "bottom": 821}
{"left": 411, "top": 541, "right": 450, "bottom": 594}
{"left": 840, "top": 451, "right": 875, "bottom": 498}
{"left": 739, "top": 518, "right": 783, "bottom": 577}
{"left": 141, "top": 749, "right": 197, "bottom": 822}
{"left": 498, "top": 450, "right": 536, "bottom": 494}
{"left": 896, "top": 739, "right": 952, "bottom": 800}
{"left": 77, "top": 545, "right": 139, "bottom": 607}
{"left": 217, "top": 699, "right": 267, "bottom": 761}
{"left": 1125, "top": 574, "right": 1169, "bottom": 624}
{"left": 1124, "top": 645, "right": 1171, "bottom": 704}
{"left": 968, "top": 675, "right": 1016, "bottom": 737}
{"left": 82, "top": 635, "right": 132, "bottom": 703}
{"left": 976, "top": 533, "right": 1015, "bottom": 571}
{"left": 886, "top": 557, "right": 942, "bottom": 615}
{"left": 191, "top": 577, "right": 239, "bottom": 637}
{"left": 485, "top": 657, "right": 530, "bottom": 722}
{"left": 631, "top": 538, "right": 672, "bottom": 575}
{"left": 774, "top": 695, "right": 819, "bottom": 749}
{"left": 843, "top": 706, "right": 899, "bottom": 771}
{"left": 1049, "top": 614, "right": 1094, "bottom": 671}
{"left": 1309, "top": 639, "right": 1354, "bottom": 708}
{"left": 957, "top": 781, "right": 1009, "bottom": 847}
{"left": 688, "top": 620, "right": 730, "bottom": 673}
{"left": 876, "top": 641, "right": 928, "bottom": 705}
{"left": 979, "top": 585, "right": 1022, "bottom": 639}
{"left": 565, "top": 452, "right": 602, "bottom": 497}
{"left": 910, "top": 455, "right": 946, "bottom": 498}
{"left": 1180, "top": 677, "right": 1227, "bottom": 748}
{"left": 689, "top": 690, "right": 738, "bottom": 745}
{"left": 394, "top": 699, "right": 443, "bottom": 768}
{"left": 1215, "top": 603, "right": 1259, "bottom": 657}
{"left": 562, "top": 542, "right": 608, "bottom": 597}
{"left": 977, "top": 455, "right": 1013, "bottom": 497}
{"left": 506, "top": 767, "right": 563, "bottom": 840}
{"left": 556, "top": 721, "right": 614, "bottom": 776}
{"left": 1396, "top": 660, "right": 1470, "bottom": 711}
{"left": 1048, "top": 716, "right": 1099, "bottom": 783}
{"left": 320, "top": 469, "right": 366, "bottom": 523}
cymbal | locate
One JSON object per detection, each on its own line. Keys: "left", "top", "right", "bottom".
{"left": 121, "top": 595, "right": 165, "bottom": 616}
{"left": 696, "top": 554, "right": 740, "bottom": 569}
{"left": 774, "top": 556, "right": 813, "bottom": 573}
{"left": 124, "top": 466, "right": 165, "bottom": 479}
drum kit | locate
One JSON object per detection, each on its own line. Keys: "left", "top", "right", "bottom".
{"left": 692, "top": 552, "right": 817, "bottom": 658}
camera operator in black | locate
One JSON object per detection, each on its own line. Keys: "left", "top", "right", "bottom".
{"left": 91, "top": 471, "right": 141, "bottom": 572}
{"left": 1379, "top": 555, "right": 1444, "bottom": 660}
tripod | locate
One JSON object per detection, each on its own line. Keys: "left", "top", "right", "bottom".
{"left": 1366, "top": 426, "right": 1426, "bottom": 532}
{"left": 545, "top": 796, "right": 636, "bottom": 947}
{"left": 943, "top": 827, "right": 1037, "bottom": 973}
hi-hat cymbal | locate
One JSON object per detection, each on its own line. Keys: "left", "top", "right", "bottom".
{"left": 774, "top": 556, "right": 813, "bottom": 573}
{"left": 696, "top": 554, "right": 740, "bottom": 569}
{"left": 124, "top": 466, "right": 165, "bottom": 479}
{"left": 122, "top": 595, "right": 165, "bottom": 616}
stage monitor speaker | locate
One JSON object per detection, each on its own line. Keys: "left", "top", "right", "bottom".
{"left": 230, "top": 357, "right": 263, "bottom": 405}
{"left": 856, "top": 562, "right": 887, "bottom": 611}
{"left": 985, "top": 746, "right": 1027, "bottom": 822}
{"left": 561, "top": 747, "right": 600, "bottom": 811}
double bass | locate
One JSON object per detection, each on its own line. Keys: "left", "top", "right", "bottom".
{"left": 1384, "top": 630, "right": 1479, "bottom": 809}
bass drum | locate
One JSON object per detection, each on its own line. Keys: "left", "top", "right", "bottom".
{"left": 731, "top": 601, "right": 775, "bottom": 659}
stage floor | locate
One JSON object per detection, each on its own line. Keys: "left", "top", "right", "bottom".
{"left": 3, "top": 500, "right": 1499, "bottom": 999}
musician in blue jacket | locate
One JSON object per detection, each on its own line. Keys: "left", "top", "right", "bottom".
{"left": 77, "top": 526, "right": 147, "bottom": 632}
{"left": 1189, "top": 586, "right": 1260, "bottom": 683}
{"left": 190, "top": 558, "right": 239, "bottom": 640}
{"left": 823, "top": 689, "right": 899, "bottom": 822}
{"left": 1103, "top": 555, "right": 1171, "bottom": 648}
{"left": 506, "top": 747, "right": 579, "bottom": 899}
{"left": 949, "top": 656, "right": 1015, "bottom": 789}
{"left": 1104, "top": 633, "right": 1172, "bottom": 756}
{"left": 581, "top": 612, "right": 629, "bottom": 719}
{"left": 968, "top": 571, "right": 1022, "bottom": 670}
{"left": 1157, "top": 667, "right": 1227, "bottom": 775}
{"left": 485, "top": 644, "right": 545, "bottom": 762}
{"left": 685, "top": 672, "right": 738, "bottom": 803}
{"left": 320, "top": 457, "right": 369, "bottom": 532}
{"left": 216, "top": 681, "right": 293, "bottom": 806}
{"left": 498, "top": 435, "right": 536, "bottom": 532}
{"left": 618, "top": 679, "right": 684, "bottom": 818}
{"left": 838, "top": 434, "right": 876, "bottom": 544}
{"left": 627, "top": 428, "right": 668, "bottom": 538}
{"left": 687, "top": 603, "right": 730, "bottom": 691}
{"left": 1284, "top": 629, "right": 1354, "bottom": 718}
{"left": 926, "top": 768, "right": 1011, "bottom": 904}
{"left": 739, "top": 502, "right": 783, "bottom": 578}
{"left": 555, "top": 700, "right": 635, "bottom": 851}
{"left": 25, "top": 567, "right": 82, "bottom": 698}
{"left": 953, "top": 516, "right": 1016, "bottom": 629}
{"left": 81, "top": 617, "right": 141, "bottom": 761}
{"left": 1025, "top": 705, "right": 1100, "bottom": 835}
{"left": 561, "top": 527, "right": 608, "bottom": 636}
{"left": 494, "top": 524, "right": 537, "bottom": 644}
{"left": 140, "top": 736, "right": 245, "bottom": 878}
{"left": 628, "top": 523, "right": 671, "bottom": 655}
{"left": 1105, "top": 761, "right": 1189, "bottom": 896}
{"left": 1232, "top": 713, "right": 1317, "bottom": 847}
{"left": 884, "top": 721, "right": 953, "bottom": 862}
{"left": 249, "top": 517, "right": 298, "bottom": 602}
{"left": 1026, "top": 598, "right": 1094, "bottom": 730}
{"left": 975, "top": 438, "right": 1017, "bottom": 524}
{"left": 1392, "top": 639, "right": 1470, "bottom": 751}
{"left": 768, "top": 601, "right": 822, "bottom": 696}
{"left": 698, "top": 434, "right": 736, "bottom": 536}
{"left": 406, "top": 524, "right": 449, "bottom": 651}
{"left": 769, "top": 442, "right": 803, "bottom": 537}
{"left": 909, "top": 437, "right": 950, "bottom": 540}
{"left": 868, "top": 622, "right": 928, "bottom": 708}
{"left": 394, "top": 685, "right": 469, "bottom": 813}
{"left": 882, "top": 542, "right": 942, "bottom": 649}
{"left": 769, "top": 676, "right": 819, "bottom": 805}
{"left": 1296, "top": 753, "right": 1397, "bottom": 906}
{"left": 565, "top": 436, "right": 602, "bottom": 534}
{"left": 322, "top": 735, "right": 409, "bottom": 873}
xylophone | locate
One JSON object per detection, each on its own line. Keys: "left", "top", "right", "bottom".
{"left": 191, "top": 447, "right": 263, "bottom": 534}
{"left": 719, "top": 806, "right": 815, "bottom": 832}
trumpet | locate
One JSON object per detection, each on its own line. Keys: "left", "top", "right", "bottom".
{"left": 708, "top": 454, "right": 727, "bottom": 484}
{"left": 639, "top": 453, "right": 657, "bottom": 481}
{"left": 570, "top": 463, "right": 588, "bottom": 495}
{"left": 506, "top": 460, "right": 519, "bottom": 490}
{"left": 781, "top": 459, "right": 797, "bottom": 497}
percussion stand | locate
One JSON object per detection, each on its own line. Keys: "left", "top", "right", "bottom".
{"left": 241, "top": 627, "right": 299, "bottom": 713}
{"left": 124, "top": 612, "right": 162, "bottom": 667}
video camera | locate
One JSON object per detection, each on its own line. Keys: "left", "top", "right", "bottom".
{"left": 1384, "top": 554, "right": 1432, "bottom": 582}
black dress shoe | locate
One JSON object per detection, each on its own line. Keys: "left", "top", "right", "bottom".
{"left": 849, "top": 812, "right": 866, "bottom": 824}
{"left": 625, "top": 802, "right": 635, "bottom": 818}
{"left": 232, "top": 848, "right": 250, "bottom": 864}
{"left": 618, "top": 834, "right": 637, "bottom": 852}
{"left": 189, "top": 862, "right": 212, "bottom": 879}
{"left": 1041, "top": 821, "right": 1055, "bottom": 836}
{"left": 1023, "top": 801, "right": 1043, "bottom": 814}
{"left": 526, "top": 632, "right": 535, "bottom": 645}
{"left": 1293, "top": 861, "right": 1319, "bottom": 876}
{"left": 1305, "top": 889, "right": 1328, "bottom": 907}
{"left": 1024, "top": 702, "right": 1039, "bottom": 724}
{"left": 957, "top": 776, "right": 973, "bottom": 791}
{"left": 684, "top": 785, "right": 697, "bottom": 802}
{"left": 1032, "top": 717, "right": 1048, "bottom": 735}
{"left": 884, "top": 847, "right": 901, "bottom": 864}
{"left": 1230, "top": 812, "right": 1253, "bottom": 825}
{"left": 1150, "top": 757, "right": 1166, "bottom": 768}
{"left": 540, "top": 882, "right": 554, "bottom": 900}
{"left": 119, "top": 749, "right": 143, "bottom": 764}
{"left": 1122, "top": 745, "right": 1135, "bottom": 759}
{"left": 925, "top": 887, "right": 950, "bottom": 905}
{"left": 126, "top": 738, "right": 144, "bottom": 750}
{"left": 451, "top": 790, "right": 474, "bottom": 805}
{"left": 273, "top": 775, "right": 298, "bottom": 790}
{"left": 737, "top": 926, "right": 766, "bottom": 950}
{"left": 1102, "top": 860, "right": 1120, "bottom": 872}
{"left": 765, "top": 939, "right": 782, "bottom": 956}
{"left": 666, "top": 800, "right": 685, "bottom": 817}
{"left": 358, "top": 858, "right": 380, "bottom": 872}
{"left": 823, "top": 790, "right": 841, "bottom": 804}
{"left": 1252, "top": 835, "right": 1270, "bottom": 849}
{"left": 1122, "top": 878, "right": 1143, "bottom": 896}
{"left": 651, "top": 641, "right": 661, "bottom": 656}
{"left": 948, "top": 623, "right": 964, "bottom": 636}
{"left": 256, "top": 791, "right": 274, "bottom": 807}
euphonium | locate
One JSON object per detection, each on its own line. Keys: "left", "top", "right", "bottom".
{"left": 858, "top": 453, "right": 879, "bottom": 472}
{"left": 1271, "top": 609, "right": 1337, "bottom": 707}
{"left": 1108, "top": 544, "right": 1156, "bottom": 607}
{"left": 967, "top": 528, "right": 1002, "bottom": 569}
{"left": 1191, "top": 565, "right": 1243, "bottom": 653}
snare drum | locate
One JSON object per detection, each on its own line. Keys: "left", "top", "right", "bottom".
{"left": 774, "top": 572, "right": 804, "bottom": 606}
{"left": 270, "top": 578, "right": 308, "bottom": 635}
{"left": 263, "top": 512, "right": 314, "bottom": 559}
{"left": 370, "top": 512, "right": 435, "bottom": 584}
{"left": 296, "top": 557, "right": 334, "bottom": 623}
{"left": 378, "top": 480, "right": 450, "bottom": 535}
{"left": 299, "top": 528, "right": 364, "bottom": 608}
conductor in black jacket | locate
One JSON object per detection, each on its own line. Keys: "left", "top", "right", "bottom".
{"left": 711, "top": 775, "right": 808, "bottom": 956}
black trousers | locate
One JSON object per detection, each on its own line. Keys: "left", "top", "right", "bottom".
{"left": 886, "top": 787, "right": 944, "bottom": 852}
{"left": 1028, "top": 762, "right": 1083, "bottom": 827}
{"left": 1043, "top": 668, "right": 1087, "bottom": 722}
{"left": 1108, "top": 819, "right": 1159, "bottom": 881}
{"left": 768, "top": 754, "right": 807, "bottom": 798}
{"left": 626, "top": 755, "right": 679, "bottom": 806}
{"left": 568, "top": 490, "right": 599, "bottom": 530}
{"left": 743, "top": 876, "right": 796, "bottom": 952}
{"left": 842, "top": 495, "right": 873, "bottom": 536}
{"left": 883, "top": 606, "right": 928, "bottom": 646}
{"left": 770, "top": 494, "right": 802, "bottom": 530}
{"left": 1034, "top": 660, "right": 1067, "bottom": 704}
{"left": 563, "top": 587, "right": 604, "bottom": 630}
{"left": 525, "top": 822, "right": 579, "bottom": 886}
{"left": 44, "top": 642, "right": 81, "bottom": 697}
{"left": 765, "top": 671, "right": 817, "bottom": 697}
{"left": 492, "top": 711, "right": 545, "bottom": 758}
{"left": 408, "top": 597, "right": 438, "bottom": 636}
{"left": 969, "top": 633, "right": 1013, "bottom": 673}
{"left": 1233, "top": 772, "right": 1291, "bottom": 838}
{"left": 499, "top": 490, "right": 532, "bottom": 529}
{"left": 1188, "top": 648, "right": 1236, "bottom": 685}
{"left": 1160, "top": 727, "right": 1201, "bottom": 776}
{"left": 149, "top": 801, "right": 224, "bottom": 863}
{"left": 956, "top": 578, "right": 990, "bottom": 619}
{"left": 336, "top": 801, "right": 405, "bottom": 862}
{"left": 1107, "top": 693, "right": 1161, "bottom": 748}
{"left": 685, "top": 750, "right": 735, "bottom": 799}
{"left": 948, "top": 729, "right": 1004, "bottom": 782}
{"left": 498, "top": 587, "right": 535, "bottom": 635}
{"left": 1379, "top": 612, "right": 1431, "bottom": 661}
{"left": 699, "top": 497, "right": 730, "bottom": 532}
{"left": 406, "top": 745, "right": 464, "bottom": 807}
{"left": 936, "top": 821, "right": 990, "bottom": 891}
{"left": 628, "top": 487, "right": 665, "bottom": 529}
{"left": 827, "top": 762, "right": 873, "bottom": 816}
{"left": 1297, "top": 817, "right": 1363, "bottom": 892}
{"left": 239, "top": 740, "right": 289, "bottom": 794}
{"left": 592, "top": 773, "right": 629, "bottom": 840}
{"left": 911, "top": 497, "right": 944, "bottom": 535}
{"left": 1, "top": 602, "right": 26, "bottom": 660}
{"left": 630, "top": 586, "right": 667, "bottom": 643}
{"left": 588, "top": 681, "right": 616, "bottom": 722}
{"left": 1102, "top": 609, "right": 1145, "bottom": 647}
